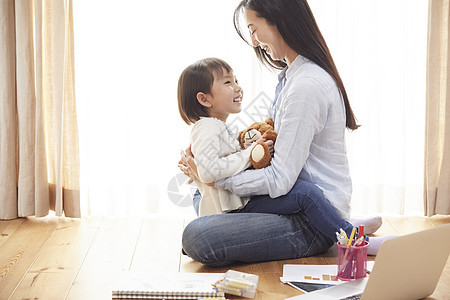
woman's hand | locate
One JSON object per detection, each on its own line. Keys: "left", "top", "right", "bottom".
{"left": 178, "top": 146, "right": 215, "bottom": 186}
{"left": 253, "top": 137, "right": 275, "bottom": 157}
{"left": 264, "top": 139, "right": 275, "bottom": 157}
{"left": 178, "top": 146, "right": 198, "bottom": 184}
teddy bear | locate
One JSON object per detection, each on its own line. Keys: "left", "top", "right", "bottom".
{"left": 238, "top": 118, "right": 277, "bottom": 169}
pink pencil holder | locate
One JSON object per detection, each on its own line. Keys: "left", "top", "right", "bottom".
{"left": 337, "top": 242, "right": 369, "bottom": 281}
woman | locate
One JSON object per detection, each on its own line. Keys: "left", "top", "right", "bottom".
{"left": 180, "top": 0, "right": 385, "bottom": 267}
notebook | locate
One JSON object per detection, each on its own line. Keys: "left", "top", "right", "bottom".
{"left": 287, "top": 223, "right": 450, "bottom": 300}
{"left": 112, "top": 272, "right": 225, "bottom": 299}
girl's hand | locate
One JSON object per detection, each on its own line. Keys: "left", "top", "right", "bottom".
{"left": 178, "top": 146, "right": 199, "bottom": 184}
{"left": 243, "top": 141, "right": 252, "bottom": 149}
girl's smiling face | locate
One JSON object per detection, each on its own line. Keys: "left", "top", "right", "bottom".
{"left": 199, "top": 69, "right": 243, "bottom": 122}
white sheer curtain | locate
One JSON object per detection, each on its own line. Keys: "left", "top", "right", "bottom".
{"left": 74, "top": 0, "right": 428, "bottom": 216}
{"left": 74, "top": 0, "right": 266, "bottom": 216}
{"left": 308, "top": 0, "right": 428, "bottom": 215}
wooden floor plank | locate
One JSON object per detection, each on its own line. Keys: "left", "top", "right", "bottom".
{"left": 129, "top": 216, "right": 184, "bottom": 273}
{"left": 0, "top": 218, "right": 25, "bottom": 248}
{"left": 11, "top": 271, "right": 75, "bottom": 300}
{"left": 240, "top": 262, "right": 294, "bottom": 300}
{"left": 0, "top": 217, "right": 59, "bottom": 299}
{"left": 385, "top": 215, "right": 435, "bottom": 234}
{"left": 370, "top": 216, "right": 400, "bottom": 236}
{"left": 65, "top": 217, "right": 142, "bottom": 300}
{"left": 243, "top": 261, "right": 299, "bottom": 299}
{"left": 428, "top": 215, "right": 450, "bottom": 227}
{"left": 10, "top": 217, "right": 102, "bottom": 299}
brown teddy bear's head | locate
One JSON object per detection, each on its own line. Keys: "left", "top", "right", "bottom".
{"left": 238, "top": 118, "right": 278, "bottom": 169}
{"left": 239, "top": 118, "right": 277, "bottom": 148}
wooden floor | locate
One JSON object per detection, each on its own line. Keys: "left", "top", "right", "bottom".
{"left": 0, "top": 215, "right": 449, "bottom": 300}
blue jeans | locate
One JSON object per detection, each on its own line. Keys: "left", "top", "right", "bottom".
{"left": 237, "top": 181, "right": 354, "bottom": 241}
{"left": 184, "top": 181, "right": 352, "bottom": 266}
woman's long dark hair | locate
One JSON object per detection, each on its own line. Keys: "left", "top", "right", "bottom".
{"left": 234, "top": 0, "right": 359, "bottom": 130}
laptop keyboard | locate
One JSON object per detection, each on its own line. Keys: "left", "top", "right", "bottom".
{"left": 340, "top": 293, "right": 362, "bottom": 300}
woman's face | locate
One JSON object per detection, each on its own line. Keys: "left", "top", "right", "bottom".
{"left": 244, "top": 8, "right": 296, "bottom": 65}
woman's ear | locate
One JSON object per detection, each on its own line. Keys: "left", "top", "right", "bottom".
{"left": 196, "top": 92, "right": 212, "bottom": 108}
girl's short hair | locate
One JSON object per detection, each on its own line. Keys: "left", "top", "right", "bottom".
{"left": 178, "top": 57, "right": 233, "bottom": 125}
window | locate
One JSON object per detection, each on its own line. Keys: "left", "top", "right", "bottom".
{"left": 74, "top": 0, "right": 428, "bottom": 216}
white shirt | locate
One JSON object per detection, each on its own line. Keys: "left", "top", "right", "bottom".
{"left": 190, "top": 117, "right": 254, "bottom": 216}
{"left": 216, "top": 55, "right": 352, "bottom": 219}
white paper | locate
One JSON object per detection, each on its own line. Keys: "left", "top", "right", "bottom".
{"left": 280, "top": 261, "right": 375, "bottom": 285}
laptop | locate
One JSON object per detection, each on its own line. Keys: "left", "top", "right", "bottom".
{"left": 287, "top": 223, "right": 450, "bottom": 300}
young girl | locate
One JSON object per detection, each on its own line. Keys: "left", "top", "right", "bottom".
{"left": 177, "top": 57, "right": 274, "bottom": 216}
